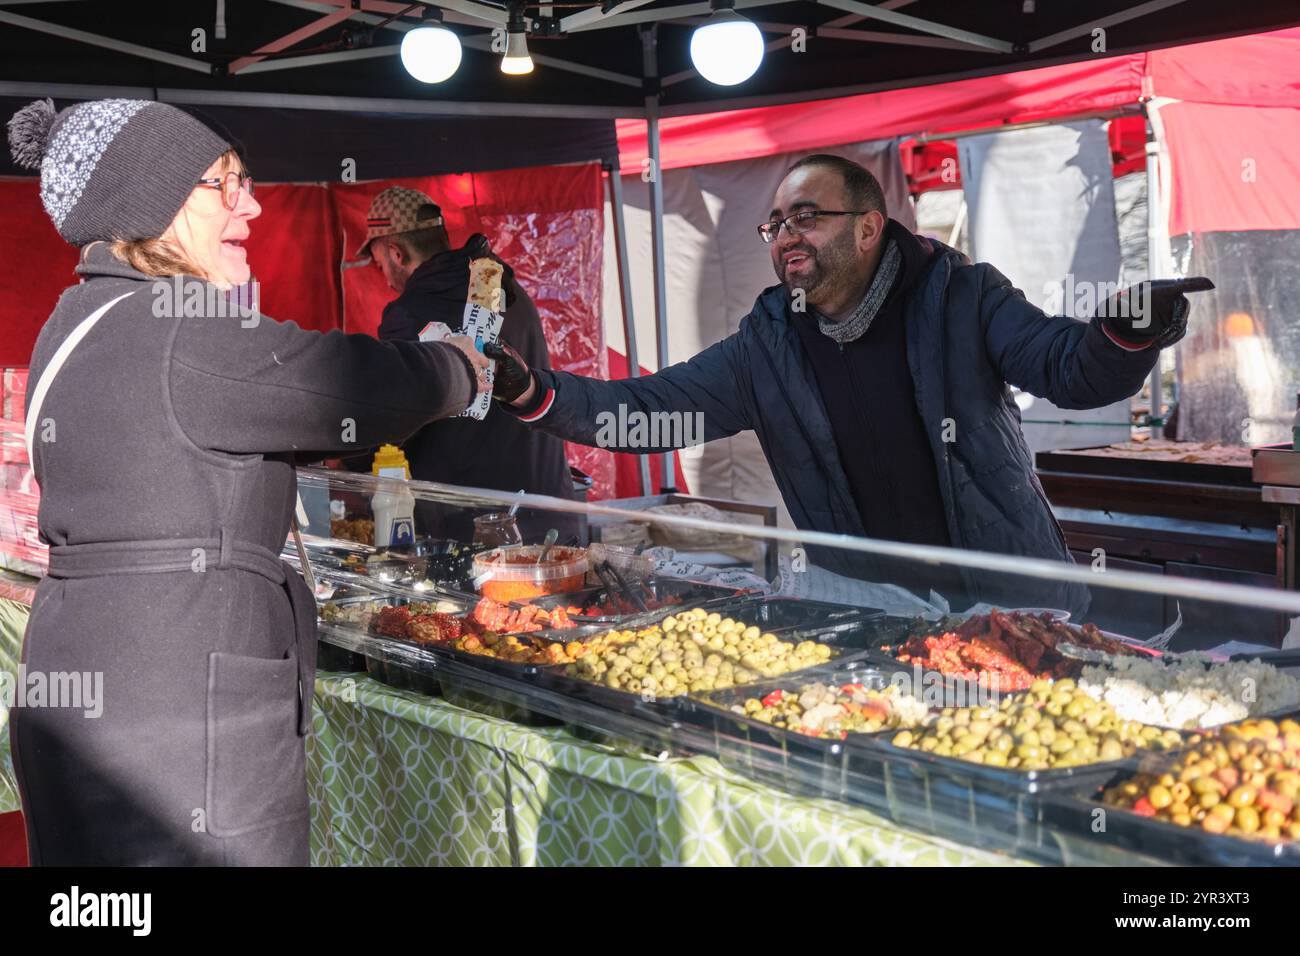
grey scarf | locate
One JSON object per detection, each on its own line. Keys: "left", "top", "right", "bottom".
{"left": 816, "top": 240, "right": 901, "bottom": 344}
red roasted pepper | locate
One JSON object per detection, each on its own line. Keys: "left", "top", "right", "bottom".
{"left": 1132, "top": 797, "right": 1157, "bottom": 817}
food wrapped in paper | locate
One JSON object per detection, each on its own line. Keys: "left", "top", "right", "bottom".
{"left": 468, "top": 256, "right": 505, "bottom": 312}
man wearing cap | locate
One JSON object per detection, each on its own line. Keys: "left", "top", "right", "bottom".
{"left": 357, "top": 186, "right": 578, "bottom": 542}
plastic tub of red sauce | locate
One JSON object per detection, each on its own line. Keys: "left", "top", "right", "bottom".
{"left": 473, "top": 545, "right": 589, "bottom": 603}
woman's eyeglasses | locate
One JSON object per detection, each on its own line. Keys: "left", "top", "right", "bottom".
{"left": 757, "top": 209, "right": 868, "bottom": 243}
{"left": 197, "top": 171, "right": 255, "bottom": 211}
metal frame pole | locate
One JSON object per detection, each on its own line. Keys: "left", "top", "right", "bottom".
{"left": 1143, "top": 102, "right": 1165, "bottom": 440}
{"left": 641, "top": 24, "right": 676, "bottom": 492}
{"left": 605, "top": 162, "right": 654, "bottom": 497}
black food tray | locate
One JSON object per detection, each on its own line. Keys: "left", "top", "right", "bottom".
{"left": 1042, "top": 715, "right": 1300, "bottom": 866}
{"left": 846, "top": 735, "right": 1155, "bottom": 857}
{"left": 1042, "top": 776, "right": 1300, "bottom": 867}
{"left": 319, "top": 619, "right": 447, "bottom": 698}
{"left": 394, "top": 625, "right": 611, "bottom": 727}
{"left": 530, "top": 665, "right": 700, "bottom": 756}
{"left": 316, "top": 605, "right": 583, "bottom": 723}
{"left": 709, "top": 596, "right": 883, "bottom": 643}
{"left": 364, "top": 654, "right": 440, "bottom": 697}
{"left": 687, "top": 659, "right": 912, "bottom": 806}
{"left": 436, "top": 668, "right": 560, "bottom": 727}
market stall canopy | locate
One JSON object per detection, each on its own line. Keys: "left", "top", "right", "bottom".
{"left": 0, "top": 0, "right": 1296, "bottom": 119}
{"left": 616, "top": 26, "right": 1300, "bottom": 170}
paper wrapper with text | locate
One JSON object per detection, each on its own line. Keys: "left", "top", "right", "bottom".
{"left": 419, "top": 303, "right": 505, "bottom": 420}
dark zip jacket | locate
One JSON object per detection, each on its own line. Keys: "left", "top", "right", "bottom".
{"left": 378, "top": 236, "right": 577, "bottom": 542}
{"left": 508, "top": 224, "right": 1161, "bottom": 616}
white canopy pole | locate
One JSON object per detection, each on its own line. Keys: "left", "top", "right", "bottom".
{"left": 1143, "top": 101, "right": 1167, "bottom": 440}
{"left": 605, "top": 162, "right": 653, "bottom": 496}
{"left": 641, "top": 24, "right": 676, "bottom": 492}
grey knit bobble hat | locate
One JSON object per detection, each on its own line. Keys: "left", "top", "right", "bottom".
{"left": 7, "top": 97, "right": 231, "bottom": 246}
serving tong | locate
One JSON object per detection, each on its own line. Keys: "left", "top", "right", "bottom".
{"left": 591, "top": 558, "right": 649, "bottom": 614}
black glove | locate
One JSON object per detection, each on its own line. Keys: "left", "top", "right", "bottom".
{"left": 483, "top": 338, "right": 532, "bottom": 403}
{"left": 1097, "top": 276, "right": 1214, "bottom": 349}
{"left": 464, "top": 233, "right": 492, "bottom": 260}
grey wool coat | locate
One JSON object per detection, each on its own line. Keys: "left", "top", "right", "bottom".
{"left": 12, "top": 243, "right": 476, "bottom": 865}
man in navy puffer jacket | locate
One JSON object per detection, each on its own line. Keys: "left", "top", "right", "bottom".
{"left": 490, "top": 155, "right": 1211, "bottom": 616}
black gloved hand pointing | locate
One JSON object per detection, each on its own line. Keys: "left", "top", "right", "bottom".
{"left": 1097, "top": 276, "right": 1214, "bottom": 350}
{"left": 483, "top": 338, "right": 533, "bottom": 404}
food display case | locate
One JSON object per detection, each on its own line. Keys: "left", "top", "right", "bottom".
{"left": 292, "top": 465, "right": 1300, "bottom": 867}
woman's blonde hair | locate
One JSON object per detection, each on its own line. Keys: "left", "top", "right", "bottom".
{"left": 101, "top": 148, "right": 244, "bottom": 280}
{"left": 102, "top": 235, "right": 206, "bottom": 279}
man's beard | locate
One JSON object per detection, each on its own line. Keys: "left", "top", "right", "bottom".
{"left": 776, "top": 225, "right": 858, "bottom": 305}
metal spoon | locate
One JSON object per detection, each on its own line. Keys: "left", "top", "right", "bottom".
{"left": 507, "top": 488, "right": 526, "bottom": 518}
{"left": 536, "top": 528, "right": 558, "bottom": 564}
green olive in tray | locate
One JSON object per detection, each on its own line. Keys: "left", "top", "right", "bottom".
{"left": 565, "top": 607, "right": 834, "bottom": 697}
{"left": 889, "top": 679, "right": 1184, "bottom": 770}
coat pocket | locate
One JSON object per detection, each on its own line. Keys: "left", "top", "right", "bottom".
{"left": 205, "top": 650, "right": 309, "bottom": 838}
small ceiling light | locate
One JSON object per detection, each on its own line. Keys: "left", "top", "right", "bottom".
{"left": 690, "top": 0, "right": 763, "bottom": 86}
{"left": 400, "top": 9, "right": 462, "bottom": 84}
{"left": 501, "top": 5, "right": 533, "bottom": 75}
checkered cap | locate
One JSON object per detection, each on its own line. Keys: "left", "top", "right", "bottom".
{"left": 356, "top": 186, "right": 444, "bottom": 258}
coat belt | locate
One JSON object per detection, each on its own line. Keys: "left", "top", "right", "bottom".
{"left": 47, "top": 530, "right": 318, "bottom": 736}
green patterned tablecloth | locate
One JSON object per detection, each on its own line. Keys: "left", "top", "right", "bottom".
{"left": 306, "top": 674, "right": 1023, "bottom": 866}
{"left": 0, "top": 598, "right": 26, "bottom": 816}
{"left": 1, "top": 596, "right": 1020, "bottom": 865}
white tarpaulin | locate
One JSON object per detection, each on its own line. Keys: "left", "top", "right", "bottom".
{"left": 958, "top": 120, "right": 1132, "bottom": 453}
{"left": 602, "top": 141, "right": 916, "bottom": 523}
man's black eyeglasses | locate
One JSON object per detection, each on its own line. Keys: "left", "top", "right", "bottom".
{"left": 758, "top": 209, "right": 869, "bottom": 243}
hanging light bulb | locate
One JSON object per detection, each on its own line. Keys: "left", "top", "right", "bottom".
{"left": 400, "top": 10, "right": 462, "bottom": 84}
{"left": 690, "top": 0, "right": 764, "bottom": 86}
{"left": 501, "top": 6, "right": 533, "bottom": 75}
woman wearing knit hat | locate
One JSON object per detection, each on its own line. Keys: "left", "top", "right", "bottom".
{"left": 6, "top": 98, "right": 490, "bottom": 865}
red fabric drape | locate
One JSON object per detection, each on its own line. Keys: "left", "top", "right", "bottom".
{"left": 0, "top": 181, "right": 78, "bottom": 366}
{"left": 246, "top": 183, "right": 342, "bottom": 334}
{"left": 616, "top": 55, "right": 1145, "bottom": 173}
{"left": 1145, "top": 28, "right": 1300, "bottom": 108}
{"left": 1162, "top": 102, "right": 1300, "bottom": 234}
{"left": 0, "top": 181, "right": 342, "bottom": 364}
{"left": 330, "top": 161, "right": 614, "bottom": 499}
